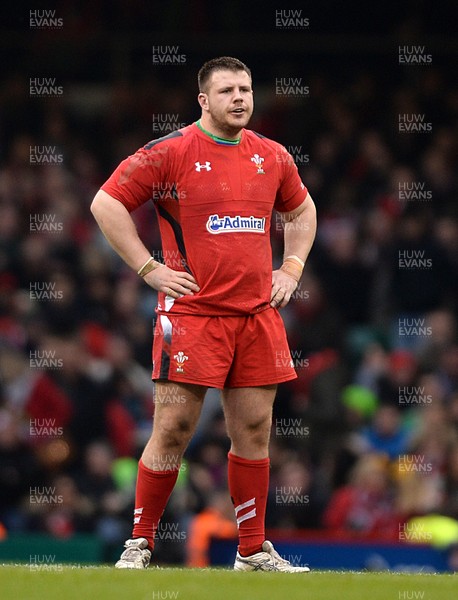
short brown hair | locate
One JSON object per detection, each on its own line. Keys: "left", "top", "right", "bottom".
{"left": 198, "top": 56, "right": 252, "bottom": 92}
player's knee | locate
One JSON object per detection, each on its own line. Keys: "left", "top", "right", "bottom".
{"left": 157, "top": 418, "right": 195, "bottom": 450}
{"left": 245, "top": 414, "right": 271, "bottom": 434}
{"left": 229, "top": 415, "right": 271, "bottom": 448}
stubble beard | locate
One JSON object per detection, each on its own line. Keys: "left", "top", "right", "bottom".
{"left": 209, "top": 110, "right": 252, "bottom": 139}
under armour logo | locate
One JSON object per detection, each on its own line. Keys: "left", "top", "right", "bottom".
{"left": 195, "top": 161, "right": 212, "bottom": 172}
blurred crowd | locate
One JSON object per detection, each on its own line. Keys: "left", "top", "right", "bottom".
{"left": 1, "top": 50, "right": 457, "bottom": 565}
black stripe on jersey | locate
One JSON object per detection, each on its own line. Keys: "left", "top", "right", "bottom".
{"left": 252, "top": 131, "right": 266, "bottom": 139}
{"left": 159, "top": 347, "right": 171, "bottom": 379}
{"left": 143, "top": 130, "right": 183, "bottom": 150}
{"left": 170, "top": 183, "right": 179, "bottom": 202}
{"left": 155, "top": 316, "right": 171, "bottom": 380}
{"left": 156, "top": 203, "right": 193, "bottom": 275}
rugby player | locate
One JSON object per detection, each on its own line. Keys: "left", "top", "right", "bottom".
{"left": 91, "top": 56, "right": 316, "bottom": 571}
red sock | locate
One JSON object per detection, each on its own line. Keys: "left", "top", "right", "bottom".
{"left": 228, "top": 452, "right": 269, "bottom": 557}
{"left": 132, "top": 459, "right": 179, "bottom": 550}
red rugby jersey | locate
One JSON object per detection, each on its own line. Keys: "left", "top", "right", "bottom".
{"left": 101, "top": 123, "right": 308, "bottom": 316}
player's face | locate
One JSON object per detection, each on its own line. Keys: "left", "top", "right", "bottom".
{"left": 198, "top": 70, "right": 254, "bottom": 138}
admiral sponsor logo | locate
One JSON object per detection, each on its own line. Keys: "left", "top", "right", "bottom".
{"left": 206, "top": 214, "right": 266, "bottom": 234}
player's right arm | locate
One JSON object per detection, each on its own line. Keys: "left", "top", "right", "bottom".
{"left": 90, "top": 190, "right": 199, "bottom": 297}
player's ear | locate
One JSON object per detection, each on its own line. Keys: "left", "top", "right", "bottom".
{"left": 198, "top": 92, "right": 209, "bottom": 111}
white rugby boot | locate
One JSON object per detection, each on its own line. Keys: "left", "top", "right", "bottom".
{"left": 115, "top": 537, "right": 151, "bottom": 569}
{"left": 234, "top": 540, "right": 310, "bottom": 572}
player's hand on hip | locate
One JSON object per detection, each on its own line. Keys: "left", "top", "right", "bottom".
{"left": 270, "top": 269, "right": 297, "bottom": 308}
{"left": 143, "top": 265, "right": 200, "bottom": 299}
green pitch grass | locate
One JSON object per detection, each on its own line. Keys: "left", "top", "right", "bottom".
{"left": 0, "top": 565, "right": 455, "bottom": 600}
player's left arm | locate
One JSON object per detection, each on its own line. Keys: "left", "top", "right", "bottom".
{"left": 270, "top": 192, "right": 317, "bottom": 308}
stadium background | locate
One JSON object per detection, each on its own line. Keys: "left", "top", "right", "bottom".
{"left": 1, "top": 0, "right": 457, "bottom": 571}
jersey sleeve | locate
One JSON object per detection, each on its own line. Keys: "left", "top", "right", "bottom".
{"left": 274, "top": 145, "right": 308, "bottom": 213}
{"left": 100, "top": 142, "right": 171, "bottom": 212}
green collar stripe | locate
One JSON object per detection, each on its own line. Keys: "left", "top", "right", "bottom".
{"left": 196, "top": 120, "right": 241, "bottom": 145}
